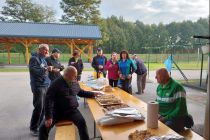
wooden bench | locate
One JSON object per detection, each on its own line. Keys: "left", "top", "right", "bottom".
{"left": 179, "top": 129, "right": 205, "bottom": 140}
{"left": 55, "top": 121, "right": 76, "bottom": 140}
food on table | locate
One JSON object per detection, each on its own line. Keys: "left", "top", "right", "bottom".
{"left": 96, "top": 94, "right": 121, "bottom": 105}
{"left": 128, "top": 130, "right": 152, "bottom": 140}
{"left": 103, "top": 104, "right": 129, "bottom": 112}
{"left": 104, "top": 85, "right": 113, "bottom": 92}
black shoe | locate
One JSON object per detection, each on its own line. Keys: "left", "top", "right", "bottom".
{"left": 135, "top": 92, "right": 140, "bottom": 94}
{"left": 30, "top": 129, "right": 39, "bottom": 136}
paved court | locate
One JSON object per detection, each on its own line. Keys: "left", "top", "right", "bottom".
{"left": 0, "top": 71, "right": 206, "bottom": 139}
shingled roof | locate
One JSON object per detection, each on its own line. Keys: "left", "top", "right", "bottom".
{"left": 0, "top": 22, "right": 101, "bottom": 39}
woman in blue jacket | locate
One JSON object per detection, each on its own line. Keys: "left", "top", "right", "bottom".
{"left": 118, "top": 50, "right": 137, "bottom": 94}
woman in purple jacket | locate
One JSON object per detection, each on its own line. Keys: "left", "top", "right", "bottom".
{"left": 105, "top": 52, "right": 119, "bottom": 87}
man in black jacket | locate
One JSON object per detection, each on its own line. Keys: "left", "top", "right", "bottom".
{"left": 45, "top": 48, "right": 64, "bottom": 81}
{"left": 29, "top": 44, "right": 53, "bottom": 136}
{"left": 68, "top": 50, "right": 83, "bottom": 81}
{"left": 91, "top": 48, "right": 107, "bottom": 78}
{"left": 39, "top": 66, "right": 100, "bottom": 140}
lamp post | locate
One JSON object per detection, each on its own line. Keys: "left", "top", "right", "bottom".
{"left": 202, "top": 44, "right": 209, "bottom": 140}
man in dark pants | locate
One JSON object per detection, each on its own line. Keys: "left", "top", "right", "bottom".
{"left": 39, "top": 66, "right": 101, "bottom": 140}
{"left": 91, "top": 48, "right": 107, "bottom": 78}
{"left": 29, "top": 44, "right": 53, "bottom": 136}
{"left": 45, "top": 48, "right": 64, "bottom": 81}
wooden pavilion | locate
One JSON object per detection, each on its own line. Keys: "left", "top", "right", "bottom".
{"left": 0, "top": 22, "right": 102, "bottom": 64}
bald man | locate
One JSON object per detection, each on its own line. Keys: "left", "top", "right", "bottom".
{"left": 155, "top": 68, "right": 189, "bottom": 132}
{"left": 39, "top": 66, "right": 100, "bottom": 140}
{"left": 29, "top": 44, "right": 53, "bottom": 136}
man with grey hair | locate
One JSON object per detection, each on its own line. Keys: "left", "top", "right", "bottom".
{"left": 29, "top": 44, "right": 53, "bottom": 136}
{"left": 39, "top": 66, "right": 101, "bottom": 140}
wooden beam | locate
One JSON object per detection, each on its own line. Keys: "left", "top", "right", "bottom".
{"left": 71, "top": 40, "right": 90, "bottom": 58}
{"left": 6, "top": 44, "right": 11, "bottom": 64}
{"left": 88, "top": 42, "right": 93, "bottom": 62}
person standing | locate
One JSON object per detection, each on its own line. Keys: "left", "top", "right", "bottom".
{"left": 45, "top": 48, "right": 64, "bottom": 82}
{"left": 68, "top": 50, "right": 84, "bottom": 81}
{"left": 39, "top": 66, "right": 101, "bottom": 140}
{"left": 132, "top": 54, "right": 147, "bottom": 94}
{"left": 91, "top": 48, "right": 107, "bottom": 78}
{"left": 105, "top": 52, "right": 119, "bottom": 87}
{"left": 118, "top": 50, "right": 136, "bottom": 94}
{"left": 28, "top": 44, "right": 52, "bottom": 136}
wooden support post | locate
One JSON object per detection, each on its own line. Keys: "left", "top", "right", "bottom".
{"left": 6, "top": 44, "right": 11, "bottom": 64}
{"left": 71, "top": 40, "right": 74, "bottom": 56}
{"left": 64, "top": 40, "right": 73, "bottom": 57}
{"left": 19, "top": 39, "right": 32, "bottom": 65}
{"left": 25, "top": 44, "right": 29, "bottom": 64}
{"left": 204, "top": 53, "right": 210, "bottom": 140}
{"left": 88, "top": 42, "right": 93, "bottom": 62}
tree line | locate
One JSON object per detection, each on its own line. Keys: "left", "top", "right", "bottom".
{"left": 0, "top": 0, "right": 209, "bottom": 54}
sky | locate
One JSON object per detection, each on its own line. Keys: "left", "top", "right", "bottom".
{"left": 0, "top": 0, "right": 209, "bottom": 24}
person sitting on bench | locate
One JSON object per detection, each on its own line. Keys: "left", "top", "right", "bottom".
{"left": 155, "top": 68, "right": 193, "bottom": 132}
{"left": 39, "top": 66, "right": 101, "bottom": 140}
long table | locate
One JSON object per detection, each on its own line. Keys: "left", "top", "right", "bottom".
{"left": 80, "top": 83, "right": 204, "bottom": 140}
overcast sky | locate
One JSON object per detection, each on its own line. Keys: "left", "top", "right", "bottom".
{"left": 0, "top": 0, "right": 209, "bottom": 24}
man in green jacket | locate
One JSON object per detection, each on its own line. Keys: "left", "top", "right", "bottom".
{"left": 155, "top": 68, "right": 188, "bottom": 132}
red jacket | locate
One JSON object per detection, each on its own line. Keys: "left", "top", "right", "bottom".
{"left": 105, "top": 59, "right": 119, "bottom": 80}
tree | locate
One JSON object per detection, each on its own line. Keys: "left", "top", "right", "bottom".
{"left": 0, "top": 0, "right": 56, "bottom": 61}
{"left": 0, "top": 0, "right": 56, "bottom": 22}
{"left": 60, "top": 0, "right": 101, "bottom": 24}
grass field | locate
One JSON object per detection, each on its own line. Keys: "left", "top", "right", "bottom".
{"left": 0, "top": 53, "right": 208, "bottom": 72}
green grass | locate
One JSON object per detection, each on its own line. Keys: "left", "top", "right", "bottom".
{"left": 0, "top": 68, "right": 29, "bottom": 72}
{"left": 0, "top": 67, "right": 94, "bottom": 72}
{"left": 0, "top": 53, "right": 208, "bottom": 72}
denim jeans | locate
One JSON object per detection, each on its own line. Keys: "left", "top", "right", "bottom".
{"left": 39, "top": 109, "right": 90, "bottom": 140}
{"left": 118, "top": 78, "right": 132, "bottom": 94}
{"left": 164, "top": 117, "right": 185, "bottom": 132}
{"left": 30, "top": 86, "right": 48, "bottom": 131}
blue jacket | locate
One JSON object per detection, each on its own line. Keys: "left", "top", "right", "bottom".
{"left": 29, "top": 52, "right": 50, "bottom": 89}
{"left": 118, "top": 59, "right": 137, "bottom": 77}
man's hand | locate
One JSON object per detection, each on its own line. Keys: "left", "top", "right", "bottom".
{"left": 159, "top": 116, "right": 166, "bottom": 123}
{"left": 127, "top": 74, "right": 132, "bottom": 79}
{"left": 47, "top": 66, "right": 53, "bottom": 72}
{"left": 45, "top": 118, "right": 53, "bottom": 128}
{"left": 93, "top": 92, "right": 102, "bottom": 97}
{"left": 98, "top": 65, "right": 103, "bottom": 69}
{"left": 52, "top": 68, "right": 60, "bottom": 73}
{"left": 71, "top": 62, "right": 75, "bottom": 65}
{"left": 119, "top": 74, "right": 125, "bottom": 80}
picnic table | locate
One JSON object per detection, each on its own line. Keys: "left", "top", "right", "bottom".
{"left": 79, "top": 83, "right": 204, "bottom": 140}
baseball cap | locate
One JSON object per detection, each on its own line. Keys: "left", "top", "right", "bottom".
{"left": 52, "top": 48, "right": 61, "bottom": 54}
{"left": 97, "top": 47, "right": 102, "bottom": 52}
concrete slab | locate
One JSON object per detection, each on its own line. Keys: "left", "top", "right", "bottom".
{"left": 0, "top": 71, "right": 206, "bottom": 139}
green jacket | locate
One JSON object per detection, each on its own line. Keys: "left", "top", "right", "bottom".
{"left": 156, "top": 78, "right": 188, "bottom": 120}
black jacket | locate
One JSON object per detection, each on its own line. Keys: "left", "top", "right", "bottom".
{"left": 45, "top": 55, "right": 63, "bottom": 81}
{"left": 68, "top": 57, "right": 83, "bottom": 75}
{"left": 91, "top": 55, "right": 107, "bottom": 72}
{"left": 45, "top": 76, "right": 94, "bottom": 120}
